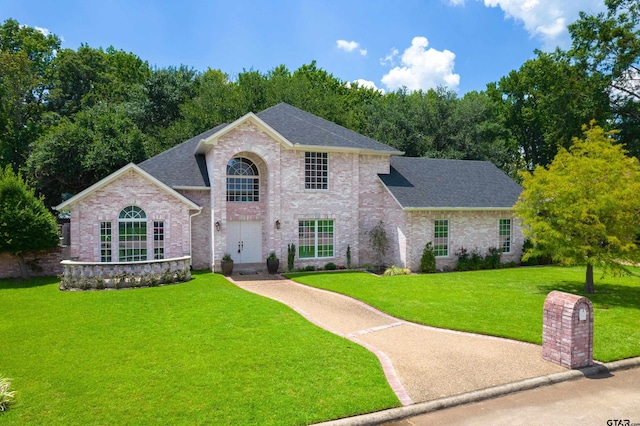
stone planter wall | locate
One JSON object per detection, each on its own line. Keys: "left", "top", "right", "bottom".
{"left": 60, "top": 256, "right": 191, "bottom": 290}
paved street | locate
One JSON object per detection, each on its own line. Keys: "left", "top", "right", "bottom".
{"left": 386, "top": 366, "right": 640, "bottom": 426}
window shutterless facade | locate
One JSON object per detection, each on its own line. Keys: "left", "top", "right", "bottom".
{"left": 305, "top": 152, "right": 328, "bottom": 190}
{"left": 499, "top": 218, "right": 512, "bottom": 253}
{"left": 434, "top": 219, "right": 449, "bottom": 257}
{"left": 226, "top": 157, "right": 259, "bottom": 202}
{"left": 100, "top": 221, "right": 112, "bottom": 262}
{"left": 118, "top": 206, "right": 147, "bottom": 262}
{"left": 298, "top": 219, "right": 334, "bottom": 258}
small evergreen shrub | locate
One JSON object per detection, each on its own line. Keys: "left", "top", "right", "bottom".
{"left": 455, "top": 247, "right": 470, "bottom": 271}
{"left": 383, "top": 265, "right": 411, "bottom": 276}
{"left": 324, "top": 262, "right": 337, "bottom": 270}
{"left": 484, "top": 247, "right": 502, "bottom": 269}
{"left": 469, "top": 249, "right": 484, "bottom": 270}
{"left": 304, "top": 265, "right": 315, "bottom": 271}
{"left": 420, "top": 242, "right": 436, "bottom": 273}
{"left": 287, "top": 243, "right": 296, "bottom": 271}
{"left": 369, "top": 220, "right": 389, "bottom": 272}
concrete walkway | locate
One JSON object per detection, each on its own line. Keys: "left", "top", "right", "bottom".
{"left": 228, "top": 273, "right": 566, "bottom": 406}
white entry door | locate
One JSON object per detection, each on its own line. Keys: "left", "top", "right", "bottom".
{"left": 226, "top": 221, "right": 262, "bottom": 263}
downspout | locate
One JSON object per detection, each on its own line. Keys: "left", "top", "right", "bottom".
{"left": 189, "top": 207, "right": 203, "bottom": 268}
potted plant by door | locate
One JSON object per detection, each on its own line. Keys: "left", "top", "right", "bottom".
{"left": 266, "top": 251, "right": 279, "bottom": 274}
{"left": 221, "top": 253, "right": 234, "bottom": 276}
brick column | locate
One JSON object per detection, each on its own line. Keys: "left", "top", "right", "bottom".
{"left": 542, "top": 291, "right": 594, "bottom": 368}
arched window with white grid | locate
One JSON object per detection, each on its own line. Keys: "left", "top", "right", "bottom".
{"left": 226, "top": 157, "right": 260, "bottom": 202}
{"left": 118, "top": 206, "right": 147, "bottom": 261}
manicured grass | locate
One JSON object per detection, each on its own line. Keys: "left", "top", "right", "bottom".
{"left": 0, "top": 272, "right": 399, "bottom": 425}
{"left": 287, "top": 266, "right": 640, "bottom": 362}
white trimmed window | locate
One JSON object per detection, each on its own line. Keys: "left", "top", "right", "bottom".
{"left": 499, "top": 219, "right": 512, "bottom": 253}
{"left": 298, "top": 219, "right": 334, "bottom": 258}
{"left": 118, "top": 206, "right": 147, "bottom": 262}
{"left": 100, "top": 221, "right": 112, "bottom": 262}
{"left": 153, "top": 221, "right": 164, "bottom": 260}
{"left": 305, "top": 152, "right": 328, "bottom": 190}
{"left": 227, "top": 157, "right": 259, "bottom": 202}
{"left": 434, "top": 219, "right": 449, "bottom": 257}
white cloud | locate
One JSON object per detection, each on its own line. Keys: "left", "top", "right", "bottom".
{"left": 480, "top": 0, "right": 606, "bottom": 49}
{"left": 380, "top": 48, "right": 399, "bottom": 66}
{"left": 337, "top": 40, "right": 367, "bottom": 56}
{"left": 448, "top": 0, "right": 467, "bottom": 5}
{"left": 346, "top": 79, "right": 385, "bottom": 93}
{"left": 380, "top": 36, "right": 460, "bottom": 92}
{"left": 337, "top": 40, "right": 359, "bottom": 52}
{"left": 35, "top": 26, "right": 51, "bottom": 37}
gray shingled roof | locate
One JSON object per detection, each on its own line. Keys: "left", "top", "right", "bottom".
{"left": 138, "top": 124, "right": 226, "bottom": 188}
{"left": 380, "top": 156, "right": 522, "bottom": 209}
{"left": 139, "top": 103, "right": 401, "bottom": 188}
{"left": 257, "top": 103, "right": 402, "bottom": 154}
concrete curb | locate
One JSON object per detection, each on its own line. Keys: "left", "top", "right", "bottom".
{"left": 314, "top": 357, "right": 640, "bottom": 426}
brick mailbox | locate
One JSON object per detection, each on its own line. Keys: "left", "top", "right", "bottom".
{"left": 542, "top": 290, "right": 594, "bottom": 369}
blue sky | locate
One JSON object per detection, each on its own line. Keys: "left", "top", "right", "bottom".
{"left": 2, "top": 0, "right": 606, "bottom": 94}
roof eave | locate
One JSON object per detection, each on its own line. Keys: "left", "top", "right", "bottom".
{"left": 404, "top": 206, "right": 516, "bottom": 211}
{"left": 195, "top": 112, "right": 295, "bottom": 154}
{"left": 55, "top": 163, "right": 202, "bottom": 211}
{"left": 294, "top": 143, "right": 403, "bottom": 156}
{"left": 172, "top": 186, "right": 210, "bottom": 190}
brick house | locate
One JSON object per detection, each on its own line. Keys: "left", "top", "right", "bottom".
{"left": 56, "top": 103, "right": 524, "bottom": 272}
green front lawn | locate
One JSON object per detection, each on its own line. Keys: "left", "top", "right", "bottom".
{"left": 287, "top": 266, "right": 640, "bottom": 362}
{"left": 0, "top": 272, "right": 399, "bottom": 425}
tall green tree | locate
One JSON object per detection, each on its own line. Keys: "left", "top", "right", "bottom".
{"left": 27, "top": 103, "right": 148, "bottom": 205}
{"left": 488, "top": 51, "right": 609, "bottom": 170}
{"left": 515, "top": 123, "right": 640, "bottom": 293}
{"left": 0, "top": 166, "right": 59, "bottom": 278}
{"left": 0, "top": 18, "right": 60, "bottom": 170}
{"left": 569, "top": 0, "right": 640, "bottom": 158}
{"left": 47, "top": 45, "right": 149, "bottom": 116}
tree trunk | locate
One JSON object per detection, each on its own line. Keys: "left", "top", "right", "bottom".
{"left": 585, "top": 263, "right": 594, "bottom": 294}
{"left": 17, "top": 254, "right": 30, "bottom": 280}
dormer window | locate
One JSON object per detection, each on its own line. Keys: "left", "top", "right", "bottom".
{"left": 227, "top": 157, "right": 259, "bottom": 202}
{"left": 305, "top": 152, "right": 328, "bottom": 190}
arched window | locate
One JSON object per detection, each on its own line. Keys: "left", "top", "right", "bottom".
{"left": 118, "top": 206, "right": 147, "bottom": 261}
{"left": 226, "top": 157, "right": 259, "bottom": 202}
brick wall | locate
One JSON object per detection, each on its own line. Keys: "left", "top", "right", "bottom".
{"left": 178, "top": 189, "right": 211, "bottom": 270}
{"left": 405, "top": 210, "right": 524, "bottom": 271}
{"left": 207, "top": 122, "right": 392, "bottom": 270}
{"left": 357, "top": 155, "right": 400, "bottom": 268}
{"left": 68, "top": 169, "right": 197, "bottom": 263}
{"left": 0, "top": 246, "right": 70, "bottom": 279}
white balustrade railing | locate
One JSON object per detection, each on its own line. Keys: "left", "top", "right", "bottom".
{"left": 60, "top": 256, "right": 191, "bottom": 290}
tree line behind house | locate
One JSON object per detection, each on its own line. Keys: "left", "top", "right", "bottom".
{"left": 0, "top": 0, "right": 638, "bottom": 208}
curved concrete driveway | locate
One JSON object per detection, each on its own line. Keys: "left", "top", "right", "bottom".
{"left": 228, "top": 274, "right": 565, "bottom": 405}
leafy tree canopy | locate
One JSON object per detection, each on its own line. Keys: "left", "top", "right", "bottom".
{"left": 515, "top": 123, "right": 640, "bottom": 293}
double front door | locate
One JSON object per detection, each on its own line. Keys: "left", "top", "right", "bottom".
{"left": 226, "top": 221, "right": 262, "bottom": 263}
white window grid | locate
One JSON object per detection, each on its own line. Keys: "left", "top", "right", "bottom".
{"left": 434, "top": 219, "right": 449, "bottom": 257}
{"left": 118, "top": 206, "right": 147, "bottom": 262}
{"left": 305, "top": 152, "right": 328, "bottom": 190}
{"left": 153, "top": 221, "right": 164, "bottom": 260}
{"left": 227, "top": 158, "right": 259, "bottom": 202}
{"left": 298, "top": 219, "right": 334, "bottom": 258}
{"left": 100, "top": 221, "right": 112, "bottom": 262}
{"left": 499, "top": 219, "right": 512, "bottom": 253}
